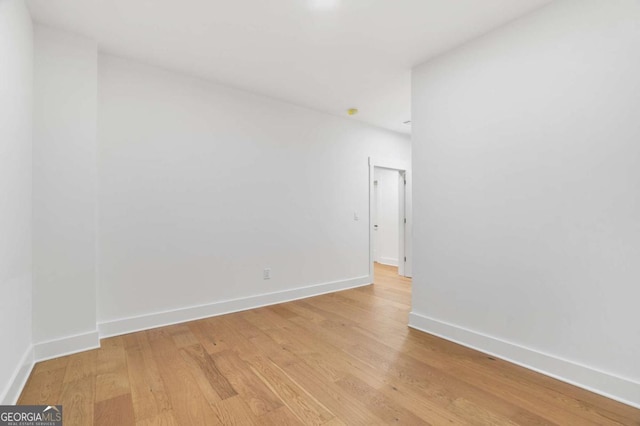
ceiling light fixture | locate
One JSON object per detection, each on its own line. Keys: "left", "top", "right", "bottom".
{"left": 347, "top": 108, "right": 358, "bottom": 116}
{"left": 310, "top": 0, "right": 340, "bottom": 11}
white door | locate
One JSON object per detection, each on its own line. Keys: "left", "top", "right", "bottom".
{"left": 374, "top": 167, "right": 400, "bottom": 267}
{"left": 372, "top": 179, "right": 379, "bottom": 261}
{"left": 398, "top": 171, "right": 406, "bottom": 276}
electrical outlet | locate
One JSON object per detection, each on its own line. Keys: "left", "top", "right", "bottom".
{"left": 263, "top": 268, "right": 271, "bottom": 280}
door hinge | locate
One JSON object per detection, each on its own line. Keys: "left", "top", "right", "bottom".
{"left": 404, "top": 218, "right": 407, "bottom": 224}
{"left": 404, "top": 256, "right": 407, "bottom": 262}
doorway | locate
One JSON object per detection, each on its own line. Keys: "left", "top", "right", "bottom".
{"left": 368, "top": 158, "right": 411, "bottom": 280}
{"left": 373, "top": 167, "right": 403, "bottom": 267}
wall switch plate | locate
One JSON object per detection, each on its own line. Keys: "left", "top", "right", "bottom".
{"left": 263, "top": 268, "right": 271, "bottom": 280}
{"left": 354, "top": 212, "right": 359, "bottom": 221}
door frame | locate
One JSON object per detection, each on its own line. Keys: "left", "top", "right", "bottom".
{"left": 368, "top": 157, "right": 412, "bottom": 280}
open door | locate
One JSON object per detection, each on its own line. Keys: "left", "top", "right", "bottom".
{"left": 369, "top": 159, "right": 409, "bottom": 279}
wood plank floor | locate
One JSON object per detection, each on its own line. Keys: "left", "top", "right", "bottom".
{"left": 19, "top": 263, "right": 640, "bottom": 425}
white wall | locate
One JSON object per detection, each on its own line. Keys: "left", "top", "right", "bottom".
{"left": 374, "top": 167, "right": 399, "bottom": 266}
{"left": 97, "top": 54, "right": 411, "bottom": 335}
{"left": 0, "top": 0, "right": 33, "bottom": 404}
{"left": 411, "top": 0, "right": 640, "bottom": 407}
{"left": 33, "top": 24, "right": 99, "bottom": 357}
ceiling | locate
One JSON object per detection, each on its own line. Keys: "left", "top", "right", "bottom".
{"left": 27, "top": 0, "right": 553, "bottom": 134}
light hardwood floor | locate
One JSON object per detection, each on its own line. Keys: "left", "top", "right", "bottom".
{"left": 19, "top": 263, "right": 640, "bottom": 425}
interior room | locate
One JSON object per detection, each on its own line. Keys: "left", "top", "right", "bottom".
{"left": 1, "top": 0, "right": 639, "bottom": 424}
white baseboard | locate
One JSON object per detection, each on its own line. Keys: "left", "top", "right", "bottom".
{"left": 0, "top": 345, "right": 34, "bottom": 404}
{"left": 34, "top": 330, "right": 101, "bottom": 362}
{"left": 376, "top": 257, "right": 399, "bottom": 267}
{"left": 99, "top": 275, "right": 372, "bottom": 339}
{"left": 409, "top": 313, "right": 640, "bottom": 409}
